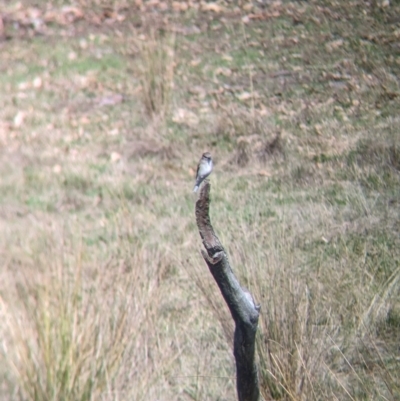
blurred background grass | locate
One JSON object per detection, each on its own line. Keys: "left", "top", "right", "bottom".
{"left": 0, "top": 0, "right": 399, "bottom": 400}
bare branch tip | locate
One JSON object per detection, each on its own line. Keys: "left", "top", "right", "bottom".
{"left": 199, "top": 180, "right": 210, "bottom": 200}
{"left": 195, "top": 180, "right": 211, "bottom": 216}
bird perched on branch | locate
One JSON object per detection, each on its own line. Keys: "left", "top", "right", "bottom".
{"left": 193, "top": 152, "right": 213, "bottom": 192}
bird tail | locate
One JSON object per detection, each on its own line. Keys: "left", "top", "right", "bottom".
{"left": 193, "top": 185, "right": 199, "bottom": 193}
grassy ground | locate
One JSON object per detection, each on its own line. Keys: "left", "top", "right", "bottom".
{"left": 0, "top": 0, "right": 399, "bottom": 400}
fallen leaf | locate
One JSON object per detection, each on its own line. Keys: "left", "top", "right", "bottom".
{"left": 44, "top": 6, "right": 84, "bottom": 25}
{"left": 242, "top": 3, "right": 254, "bottom": 12}
{"left": 325, "top": 39, "right": 344, "bottom": 52}
{"left": 314, "top": 124, "right": 323, "bottom": 136}
{"left": 201, "top": 3, "right": 224, "bottom": 13}
{"left": 61, "top": 6, "right": 84, "bottom": 22}
{"left": 172, "top": 108, "right": 199, "bottom": 126}
{"left": 214, "top": 67, "right": 232, "bottom": 77}
{"left": 236, "top": 91, "right": 260, "bottom": 101}
{"left": 18, "top": 81, "right": 30, "bottom": 91}
{"left": 189, "top": 85, "right": 207, "bottom": 99}
{"left": 14, "top": 111, "right": 25, "bottom": 128}
{"left": 108, "top": 128, "right": 119, "bottom": 136}
{"left": 247, "top": 10, "right": 281, "bottom": 20}
{"left": 172, "top": 1, "right": 188, "bottom": 11}
{"left": 97, "top": 94, "right": 124, "bottom": 107}
{"left": 33, "top": 76, "right": 42, "bottom": 89}
{"left": 190, "top": 58, "right": 202, "bottom": 67}
{"left": 79, "top": 38, "right": 88, "bottom": 49}
{"left": 68, "top": 51, "right": 77, "bottom": 60}
{"left": 110, "top": 152, "right": 121, "bottom": 162}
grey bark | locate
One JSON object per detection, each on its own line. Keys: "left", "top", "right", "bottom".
{"left": 195, "top": 181, "right": 260, "bottom": 401}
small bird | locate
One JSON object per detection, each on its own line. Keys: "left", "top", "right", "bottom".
{"left": 193, "top": 152, "right": 213, "bottom": 192}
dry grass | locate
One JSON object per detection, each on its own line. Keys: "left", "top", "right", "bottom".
{"left": 1, "top": 1, "right": 400, "bottom": 400}
{"left": 137, "top": 27, "right": 176, "bottom": 118}
{"left": 0, "top": 221, "right": 183, "bottom": 401}
{"left": 196, "top": 189, "right": 400, "bottom": 400}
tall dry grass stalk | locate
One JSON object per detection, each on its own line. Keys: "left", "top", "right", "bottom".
{"left": 1, "top": 262, "right": 124, "bottom": 400}
{"left": 254, "top": 272, "right": 334, "bottom": 401}
{"left": 0, "top": 227, "right": 177, "bottom": 401}
{"left": 138, "top": 28, "right": 175, "bottom": 118}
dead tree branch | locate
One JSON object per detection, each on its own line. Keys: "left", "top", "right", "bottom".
{"left": 195, "top": 181, "right": 260, "bottom": 401}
